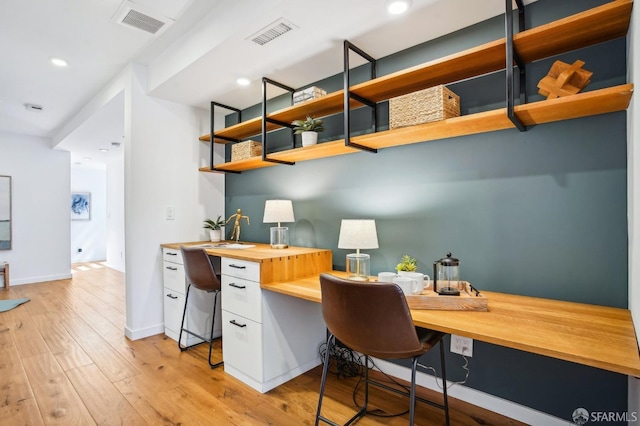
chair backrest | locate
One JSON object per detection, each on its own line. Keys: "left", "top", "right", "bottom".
{"left": 180, "top": 246, "right": 221, "bottom": 292}
{"left": 319, "top": 273, "right": 425, "bottom": 359}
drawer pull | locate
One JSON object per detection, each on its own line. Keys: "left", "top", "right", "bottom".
{"left": 228, "top": 282, "right": 246, "bottom": 289}
{"left": 166, "top": 294, "right": 178, "bottom": 299}
{"left": 230, "top": 319, "right": 247, "bottom": 328}
{"left": 167, "top": 252, "right": 177, "bottom": 256}
{"left": 229, "top": 264, "right": 246, "bottom": 269}
{"left": 166, "top": 266, "right": 178, "bottom": 271}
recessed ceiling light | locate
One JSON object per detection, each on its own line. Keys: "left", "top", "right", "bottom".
{"left": 83, "top": 157, "right": 92, "bottom": 161}
{"left": 236, "top": 77, "right": 251, "bottom": 86}
{"left": 50, "top": 57, "right": 68, "bottom": 67}
{"left": 99, "top": 148, "right": 109, "bottom": 152}
{"left": 385, "top": 0, "right": 412, "bottom": 14}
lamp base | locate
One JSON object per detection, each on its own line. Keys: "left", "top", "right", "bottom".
{"left": 270, "top": 226, "right": 289, "bottom": 249}
{"left": 346, "top": 253, "right": 370, "bottom": 281}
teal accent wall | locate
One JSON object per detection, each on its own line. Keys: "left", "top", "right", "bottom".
{"left": 222, "top": 0, "right": 629, "bottom": 421}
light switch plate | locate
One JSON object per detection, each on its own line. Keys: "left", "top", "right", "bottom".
{"left": 165, "top": 206, "right": 175, "bottom": 220}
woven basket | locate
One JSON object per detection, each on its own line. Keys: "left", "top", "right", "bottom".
{"left": 231, "top": 140, "right": 262, "bottom": 161}
{"left": 389, "top": 85, "right": 460, "bottom": 129}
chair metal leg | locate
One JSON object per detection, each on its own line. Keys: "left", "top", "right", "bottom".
{"left": 439, "top": 340, "right": 450, "bottom": 426}
{"left": 410, "top": 356, "right": 419, "bottom": 425}
{"left": 178, "top": 285, "right": 223, "bottom": 369}
{"left": 177, "top": 284, "right": 192, "bottom": 352}
{"left": 207, "top": 290, "right": 223, "bottom": 369}
{"left": 316, "top": 334, "right": 338, "bottom": 426}
{"left": 316, "top": 334, "right": 366, "bottom": 426}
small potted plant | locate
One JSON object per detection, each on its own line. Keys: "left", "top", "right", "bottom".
{"left": 396, "top": 254, "right": 418, "bottom": 274}
{"left": 292, "top": 115, "right": 325, "bottom": 147}
{"left": 203, "top": 215, "right": 225, "bottom": 242}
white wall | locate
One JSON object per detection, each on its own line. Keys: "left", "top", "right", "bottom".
{"left": 0, "top": 132, "right": 71, "bottom": 285}
{"left": 105, "top": 153, "right": 125, "bottom": 272}
{"left": 123, "top": 63, "right": 225, "bottom": 339}
{"left": 628, "top": 1, "right": 640, "bottom": 416}
{"left": 56, "top": 62, "right": 225, "bottom": 340}
{"left": 70, "top": 166, "right": 107, "bottom": 262}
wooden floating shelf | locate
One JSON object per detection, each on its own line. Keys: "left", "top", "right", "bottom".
{"left": 352, "top": 0, "right": 632, "bottom": 102}
{"left": 199, "top": 0, "right": 632, "bottom": 146}
{"left": 199, "top": 92, "right": 365, "bottom": 143}
{"left": 209, "top": 84, "right": 633, "bottom": 172}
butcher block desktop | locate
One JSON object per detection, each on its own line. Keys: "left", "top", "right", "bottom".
{"left": 161, "top": 242, "right": 640, "bottom": 385}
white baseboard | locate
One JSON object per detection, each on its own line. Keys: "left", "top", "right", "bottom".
{"left": 7, "top": 273, "right": 72, "bottom": 286}
{"left": 125, "top": 323, "right": 164, "bottom": 341}
{"left": 373, "top": 358, "right": 573, "bottom": 426}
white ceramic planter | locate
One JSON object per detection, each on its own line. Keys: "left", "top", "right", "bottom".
{"left": 209, "top": 229, "right": 222, "bottom": 242}
{"left": 301, "top": 131, "right": 318, "bottom": 147}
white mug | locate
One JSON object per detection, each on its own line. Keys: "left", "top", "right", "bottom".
{"left": 378, "top": 272, "right": 397, "bottom": 283}
{"left": 393, "top": 276, "right": 421, "bottom": 295}
{"left": 399, "top": 272, "right": 431, "bottom": 290}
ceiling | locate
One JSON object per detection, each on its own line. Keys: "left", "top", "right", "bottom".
{"left": 0, "top": 0, "right": 533, "bottom": 166}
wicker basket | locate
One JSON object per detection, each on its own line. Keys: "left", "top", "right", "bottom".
{"left": 231, "top": 140, "right": 262, "bottom": 161}
{"left": 389, "top": 85, "right": 460, "bottom": 129}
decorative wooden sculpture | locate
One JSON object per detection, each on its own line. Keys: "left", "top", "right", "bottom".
{"left": 537, "top": 60, "right": 592, "bottom": 99}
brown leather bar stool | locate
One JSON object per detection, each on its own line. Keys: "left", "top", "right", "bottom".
{"left": 178, "top": 246, "right": 223, "bottom": 368}
{"left": 315, "top": 273, "right": 450, "bottom": 426}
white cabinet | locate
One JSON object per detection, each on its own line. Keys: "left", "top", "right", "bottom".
{"left": 162, "top": 248, "right": 222, "bottom": 346}
{"left": 221, "top": 257, "right": 326, "bottom": 393}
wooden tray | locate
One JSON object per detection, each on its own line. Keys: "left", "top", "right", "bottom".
{"left": 405, "top": 281, "right": 487, "bottom": 311}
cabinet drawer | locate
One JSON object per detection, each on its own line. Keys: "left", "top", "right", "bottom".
{"left": 163, "top": 288, "right": 184, "bottom": 334}
{"left": 221, "top": 275, "right": 262, "bottom": 323}
{"left": 163, "top": 262, "right": 185, "bottom": 293}
{"left": 221, "top": 258, "right": 260, "bottom": 282}
{"left": 222, "top": 310, "right": 263, "bottom": 382}
{"left": 163, "top": 248, "right": 183, "bottom": 264}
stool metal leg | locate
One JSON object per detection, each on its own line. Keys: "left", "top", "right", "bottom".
{"left": 178, "top": 284, "right": 223, "bottom": 369}
{"left": 316, "top": 334, "right": 338, "bottom": 426}
{"left": 440, "top": 340, "right": 450, "bottom": 426}
{"left": 206, "top": 290, "right": 222, "bottom": 368}
{"left": 177, "top": 284, "right": 192, "bottom": 351}
{"left": 410, "top": 356, "right": 419, "bottom": 425}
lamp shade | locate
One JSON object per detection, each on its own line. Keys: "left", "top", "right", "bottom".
{"left": 338, "top": 219, "right": 379, "bottom": 250}
{"left": 263, "top": 200, "right": 295, "bottom": 223}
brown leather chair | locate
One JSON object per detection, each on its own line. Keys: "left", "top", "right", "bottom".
{"left": 178, "top": 246, "right": 223, "bottom": 368}
{"left": 315, "top": 273, "right": 449, "bottom": 426}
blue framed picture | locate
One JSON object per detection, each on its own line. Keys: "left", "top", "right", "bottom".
{"left": 71, "top": 192, "right": 91, "bottom": 220}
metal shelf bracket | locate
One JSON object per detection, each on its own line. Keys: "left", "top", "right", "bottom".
{"left": 209, "top": 101, "right": 242, "bottom": 173}
{"left": 262, "top": 77, "right": 296, "bottom": 165}
{"left": 344, "top": 40, "right": 378, "bottom": 153}
{"left": 505, "top": 0, "right": 527, "bottom": 132}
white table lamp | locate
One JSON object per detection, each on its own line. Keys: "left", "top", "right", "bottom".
{"left": 338, "top": 219, "right": 379, "bottom": 281}
{"left": 263, "top": 200, "right": 295, "bottom": 249}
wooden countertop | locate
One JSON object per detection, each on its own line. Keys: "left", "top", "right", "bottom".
{"left": 262, "top": 271, "right": 640, "bottom": 377}
{"left": 160, "top": 241, "right": 332, "bottom": 263}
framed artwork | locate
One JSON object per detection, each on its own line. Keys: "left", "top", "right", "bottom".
{"left": 71, "top": 192, "right": 91, "bottom": 220}
{"left": 0, "top": 175, "right": 11, "bottom": 250}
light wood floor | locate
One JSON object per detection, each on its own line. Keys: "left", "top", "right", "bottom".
{"left": 0, "top": 263, "right": 524, "bottom": 425}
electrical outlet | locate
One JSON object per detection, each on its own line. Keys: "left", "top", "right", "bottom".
{"left": 450, "top": 334, "right": 473, "bottom": 357}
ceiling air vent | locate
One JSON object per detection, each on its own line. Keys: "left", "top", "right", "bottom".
{"left": 112, "top": 1, "right": 174, "bottom": 35}
{"left": 121, "top": 9, "right": 165, "bottom": 34}
{"left": 248, "top": 19, "right": 297, "bottom": 46}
